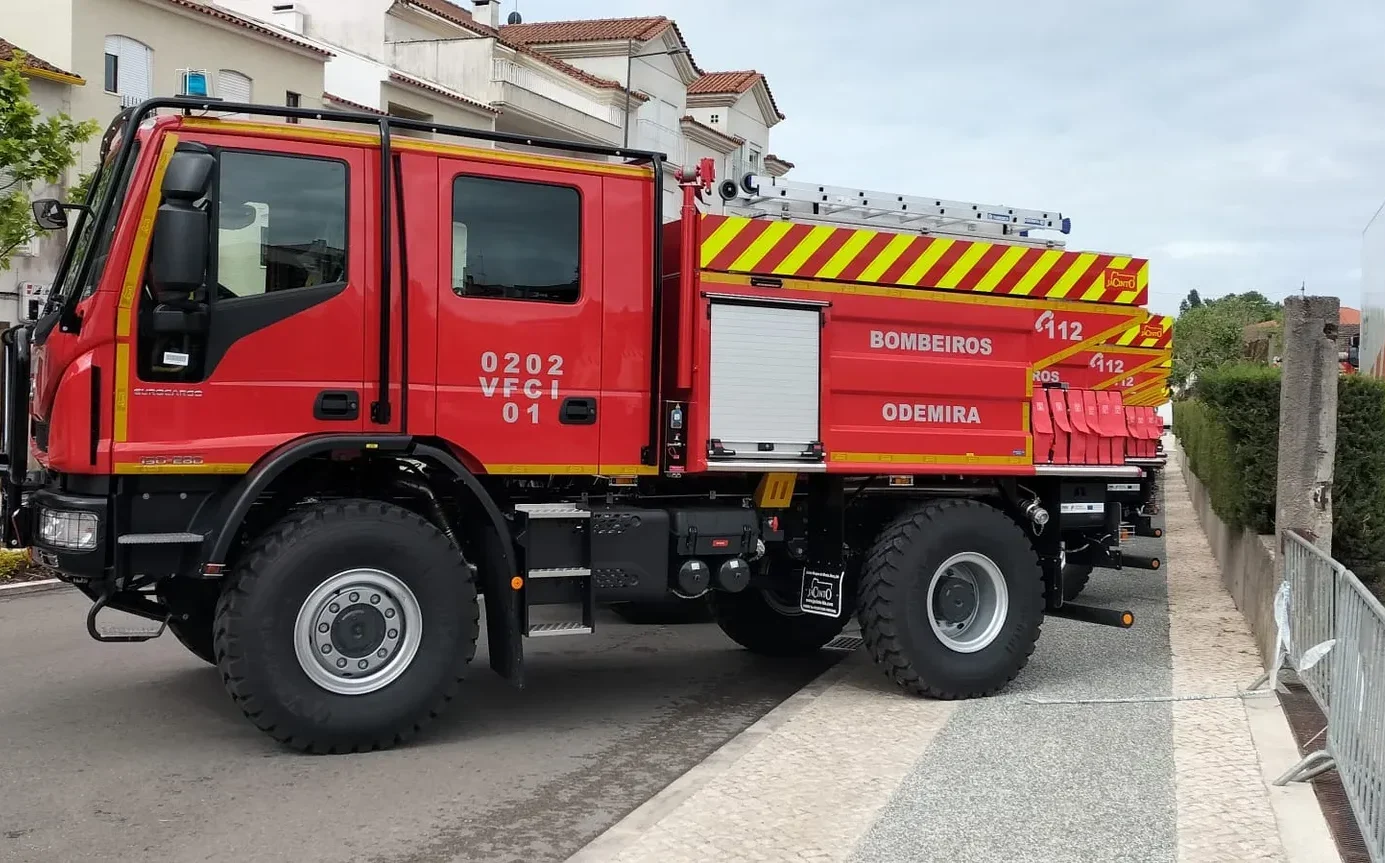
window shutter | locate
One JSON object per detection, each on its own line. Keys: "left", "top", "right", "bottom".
{"left": 104, "top": 35, "right": 152, "bottom": 102}
{"left": 218, "top": 70, "right": 252, "bottom": 103}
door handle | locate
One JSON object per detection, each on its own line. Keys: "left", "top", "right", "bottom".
{"left": 315, "top": 390, "right": 360, "bottom": 421}
{"left": 559, "top": 397, "right": 597, "bottom": 425}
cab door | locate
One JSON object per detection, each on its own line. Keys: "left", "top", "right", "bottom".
{"left": 434, "top": 158, "right": 604, "bottom": 474}
{"left": 118, "top": 132, "right": 368, "bottom": 472}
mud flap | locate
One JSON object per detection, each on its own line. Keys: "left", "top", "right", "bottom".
{"left": 800, "top": 567, "right": 845, "bottom": 618}
{"left": 799, "top": 475, "right": 846, "bottom": 618}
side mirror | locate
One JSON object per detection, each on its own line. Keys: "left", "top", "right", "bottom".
{"left": 148, "top": 148, "right": 216, "bottom": 302}
{"left": 31, "top": 199, "right": 67, "bottom": 231}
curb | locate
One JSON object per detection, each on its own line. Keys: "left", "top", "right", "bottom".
{"left": 0, "top": 577, "right": 70, "bottom": 599}
{"left": 565, "top": 654, "right": 861, "bottom": 863}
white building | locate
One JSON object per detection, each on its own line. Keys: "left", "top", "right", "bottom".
{"left": 0, "top": 0, "right": 793, "bottom": 318}
{"left": 217, "top": 1, "right": 793, "bottom": 216}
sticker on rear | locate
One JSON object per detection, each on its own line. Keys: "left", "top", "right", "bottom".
{"left": 800, "top": 568, "right": 844, "bottom": 618}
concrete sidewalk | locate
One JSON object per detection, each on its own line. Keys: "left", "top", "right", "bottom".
{"left": 566, "top": 449, "right": 1340, "bottom": 863}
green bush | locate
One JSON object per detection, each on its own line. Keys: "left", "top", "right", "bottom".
{"left": 0, "top": 548, "right": 29, "bottom": 581}
{"left": 1175, "top": 365, "right": 1385, "bottom": 574}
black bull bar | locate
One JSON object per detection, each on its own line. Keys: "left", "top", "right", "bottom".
{"left": 0, "top": 323, "right": 32, "bottom": 548}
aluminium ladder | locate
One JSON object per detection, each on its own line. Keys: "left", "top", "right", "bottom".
{"left": 720, "top": 173, "right": 1072, "bottom": 249}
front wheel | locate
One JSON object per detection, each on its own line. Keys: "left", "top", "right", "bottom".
{"left": 857, "top": 498, "right": 1044, "bottom": 699}
{"left": 214, "top": 499, "right": 479, "bottom": 753}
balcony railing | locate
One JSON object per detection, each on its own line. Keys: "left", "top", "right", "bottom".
{"left": 492, "top": 59, "right": 622, "bottom": 126}
{"left": 636, "top": 119, "right": 685, "bottom": 165}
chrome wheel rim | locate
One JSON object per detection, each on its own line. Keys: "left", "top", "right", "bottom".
{"left": 293, "top": 568, "right": 422, "bottom": 695}
{"left": 926, "top": 552, "right": 1009, "bottom": 653}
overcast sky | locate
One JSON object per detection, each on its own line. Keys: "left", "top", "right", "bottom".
{"left": 505, "top": 0, "right": 1385, "bottom": 317}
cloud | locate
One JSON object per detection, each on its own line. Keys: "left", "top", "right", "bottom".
{"left": 513, "top": 0, "right": 1385, "bottom": 316}
{"left": 1161, "top": 241, "right": 1264, "bottom": 260}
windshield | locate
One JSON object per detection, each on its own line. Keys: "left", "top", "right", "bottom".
{"left": 47, "top": 141, "right": 141, "bottom": 310}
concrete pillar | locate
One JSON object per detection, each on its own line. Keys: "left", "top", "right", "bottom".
{"left": 1274, "top": 296, "right": 1339, "bottom": 554}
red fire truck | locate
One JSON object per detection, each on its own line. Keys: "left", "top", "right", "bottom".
{"left": 5, "top": 98, "right": 1165, "bottom": 753}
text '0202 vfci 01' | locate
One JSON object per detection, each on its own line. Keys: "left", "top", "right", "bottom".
{"left": 2, "top": 98, "right": 1167, "bottom": 753}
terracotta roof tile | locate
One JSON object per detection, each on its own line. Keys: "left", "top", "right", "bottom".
{"left": 500, "top": 15, "right": 703, "bottom": 76}
{"left": 500, "top": 16, "right": 672, "bottom": 45}
{"left": 157, "top": 0, "right": 333, "bottom": 57}
{"left": 0, "top": 38, "right": 83, "bottom": 82}
{"left": 321, "top": 91, "right": 385, "bottom": 115}
{"left": 765, "top": 153, "right": 795, "bottom": 169}
{"left": 402, "top": 1, "right": 647, "bottom": 101}
{"left": 689, "top": 70, "right": 785, "bottom": 121}
{"left": 387, "top": 71, "right": 501, "bottom": 114}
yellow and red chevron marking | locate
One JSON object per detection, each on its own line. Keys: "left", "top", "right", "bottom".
{"left": 698, "top": 215, "right": 1149, "bottom": 306}
{"left": 1104, "top": 313, "right": 1172, "bottom": 349}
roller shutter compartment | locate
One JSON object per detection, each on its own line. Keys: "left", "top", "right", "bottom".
{"left": 707, "top": 301, "right": 822, "bottom": 461}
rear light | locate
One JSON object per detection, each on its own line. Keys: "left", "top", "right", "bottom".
{"left": 38, "top": 508, "right": 98, "bottom": 551}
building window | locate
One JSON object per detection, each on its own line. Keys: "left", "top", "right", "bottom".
{"left": 286, "top": 90, "right": 301, "bottom": 123}
{"left": 451, "top": 175, "right": 580, "bottom": 304}
{"left": 102, "top": 35, "right": 153, "bottom": 101}
{"left": 749, "top": 147, "right": 761, "bottom": 172}
{"left": 709, "top": 113, "right": 720, "bottom": 124}
{"left": 215, "top": 152, "right": 348, "bottom": 299}
{"left": 218, "top": 70, "right": 252, "bottom": 103}
{"left": 103, "top": 53, "right": 118, "bottom": 93}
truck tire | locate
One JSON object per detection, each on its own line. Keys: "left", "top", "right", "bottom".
{"left": 711, "top": 585, "right": 849, "bottom": 657}
{"left": 213, "top": 499, "right": 478, "bottom": 753}
{"left": 857, "top": 498, "right": 1044, "bottom": 699}
{"left": 1062, "top": 563, "right": 1093, "bottom": 602}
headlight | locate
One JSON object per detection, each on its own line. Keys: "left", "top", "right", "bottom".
{"left": 38, "top": 508, "right": 99, "bottom": 551}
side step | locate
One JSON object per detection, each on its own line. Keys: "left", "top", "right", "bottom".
{"left": 86, "top": 590, "right": 170, "bottom": 643}
{"left": 514, "top": 504, "right": 595, "bottom": 638}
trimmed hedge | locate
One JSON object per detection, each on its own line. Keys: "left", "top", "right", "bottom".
{"left": 1173, "top": 364, "right": 1385, "bottom": 574}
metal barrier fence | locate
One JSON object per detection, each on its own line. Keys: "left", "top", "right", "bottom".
{"left": 1271, "top": 529, "right": 1385, "bottom": 862}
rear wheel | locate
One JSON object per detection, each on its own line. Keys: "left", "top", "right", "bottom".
{"left": 857, "top": 498, "right": 1044, "bottom": 698}
{"left": 711, "top": 553, "right": 851, "bottom": 657}
{"left": 214, "top": 499, "right": 478, "bottom": 753}
{"left": 712, "top": 588, "right": 849, "bottom": 657}
{"left": 1062, "top": 563, "right": 1094, "bottom": 602}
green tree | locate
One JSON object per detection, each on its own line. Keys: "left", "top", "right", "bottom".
{"left": 1172, "top": 291, "right": 1283, "bottom": 389}
{"left": 1179, "top": 288, "right": 1203, "bottom": 314}
{"left": 0, "top": 51, "right": 98, "bottom": 270}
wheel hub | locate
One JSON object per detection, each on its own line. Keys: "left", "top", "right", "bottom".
{"left": 330, "top": 605, "right": 388, "bottom": 658}
{"left": 936, "top": 576, "right": 977, "bottom": 624}
{"left": 294, "top": 568, "right": 421, "bottom": 695}
{"left": 925, "top": 552, "right": 1010, "bottom": 654}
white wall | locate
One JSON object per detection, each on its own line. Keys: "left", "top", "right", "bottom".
{"left": 323, "top": 51, "right": 387, "bottom": 107}
{"left": 387, "top": 37, "right": 495, "bottom": 104}
{"left": 217, "top": 0, "right": 391, "bottom": 61}
{"left": 1, "top": 0, "right": 77, "bottom": 72}
{"left": 68, "top": 0, "right": 328, "bottom": 170}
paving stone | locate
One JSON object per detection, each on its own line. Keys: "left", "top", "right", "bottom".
{"left": 1164, "top": 451, "right": 1287, "bottom": 863}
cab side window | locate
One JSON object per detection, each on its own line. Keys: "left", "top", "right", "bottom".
{"left": 216, "top": 151, "right": 348, "bottom": 299}
{"left": 451, "top": 175, "right": 580, "bottom": 304}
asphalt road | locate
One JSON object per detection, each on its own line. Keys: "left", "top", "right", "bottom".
{"left": 0, "top": 590, "right": 841, "bottom": 863}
